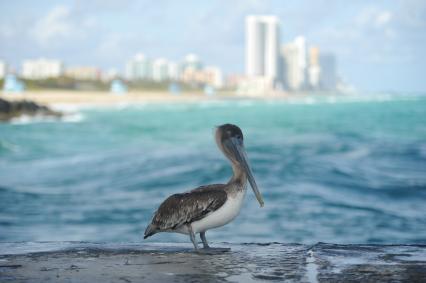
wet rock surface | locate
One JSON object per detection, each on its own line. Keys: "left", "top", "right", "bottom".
{"left": 0, "top": 98, "right": 61, "bottom": 121}
{"left": 0, "top": 242, "right": 425, "bottom": 282}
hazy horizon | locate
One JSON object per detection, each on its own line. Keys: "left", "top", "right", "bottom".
{"left": 1, "top": 0, "right": 425, "bottom": 93}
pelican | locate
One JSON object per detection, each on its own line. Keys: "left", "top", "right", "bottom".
{"left": 144, "top": 124, "right": 264, "bottom": 252}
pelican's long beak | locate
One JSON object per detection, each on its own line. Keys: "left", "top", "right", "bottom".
{"left": 227, "top": 137, "right": 264, "bottom": 207}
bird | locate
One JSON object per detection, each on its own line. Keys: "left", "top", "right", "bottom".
{"left": 144, "top": 124, "right": 264, "bottom": 252}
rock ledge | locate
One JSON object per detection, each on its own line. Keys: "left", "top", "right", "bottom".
{"left": 0, "top": 242, "right": 425, "bottom": 282}
{"left": 0, "top": 98, "right": 61, "bottom": 121}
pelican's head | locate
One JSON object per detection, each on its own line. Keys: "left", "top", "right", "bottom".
{"left": 215, "top": 124, "right": 264, "bottom": 207}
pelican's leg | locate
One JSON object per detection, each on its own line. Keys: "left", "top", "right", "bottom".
{"left": 200, "top": 232, "right": 209, "bottom": 249}
{"left": 198, "top": 231, "right": 230, "bottom": 254}
{"left": 187, "top": 224, "right": 198, "bottom": 251}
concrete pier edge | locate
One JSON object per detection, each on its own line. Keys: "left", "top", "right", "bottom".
{"left": 0, "top": 242, "right": 425, "bottom": 282}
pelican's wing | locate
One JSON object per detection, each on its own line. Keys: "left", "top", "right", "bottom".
{"left": 150, "top": 184, "right": 227, "bottom": 231}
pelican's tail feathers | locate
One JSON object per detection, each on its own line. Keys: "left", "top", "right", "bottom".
{"left": 144, "top": 223, "right": 157, "bottom": 239}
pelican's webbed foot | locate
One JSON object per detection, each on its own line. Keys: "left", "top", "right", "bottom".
{"left": 196, "top": 232, "right": 230, "bottom": 254}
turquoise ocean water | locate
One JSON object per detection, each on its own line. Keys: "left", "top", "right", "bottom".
{"left": 0, "top": 94, "right": 425, "bottom": 244}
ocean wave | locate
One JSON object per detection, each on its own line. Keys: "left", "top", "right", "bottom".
{"left": 1, "top": 95, "right": 425, "bottom": 244}
{"left": 10, "top": 114, "right": 61, "bottom": 124}
{"left": 265, "top": 93, "right": 426, "bottom": 105}
{"left": 61, "top": 113, "right": 85, "bottom": 123}
{"left": 0, "top": 140, "right": 19, "bottom": 153}
{"left": 9, "top": 113, "right": 85, "bottom": 124}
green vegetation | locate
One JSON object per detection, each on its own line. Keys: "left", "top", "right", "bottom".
{"left": 3, "top": 77, "right": 205, "bottom": 92}
{"left": 21, "top": 77, "right": 110, "bottom": 91}
{"left": 128, "top": 79, "right": 203, "bottom": 92}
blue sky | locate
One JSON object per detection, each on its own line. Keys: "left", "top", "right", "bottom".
{"left": 1, "top": 0, "right": 425, "bottom": 92}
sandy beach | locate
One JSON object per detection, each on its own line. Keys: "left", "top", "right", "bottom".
{"left": 0, "top": 90, "right": 246, "bottom": 108}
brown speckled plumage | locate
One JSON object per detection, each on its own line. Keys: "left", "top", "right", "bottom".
{"left": 144, "top": 185, "right": 227, "bottom": 238}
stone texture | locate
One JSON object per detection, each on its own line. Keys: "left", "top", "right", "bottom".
{"left": 0, "top": 98, "right": 61, "bottom": 121}
{"left": 0, "top": 242, "right": 425, "bottom": 282}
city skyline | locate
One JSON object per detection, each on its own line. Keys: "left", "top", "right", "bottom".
{"left": 1, "top": 1, "right": 425, "bottom": 92}
{"left": 1, "top": 31, "right": 337, "bottom": 94}
{"left": 242, "top": 16, "right": 339, "bottom": 94}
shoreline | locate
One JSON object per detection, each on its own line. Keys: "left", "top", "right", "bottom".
{"left": 0, "top": 90, "right": 422, "bottom": 110}
{"left": 0, "top": 89, "right": 356, "bottom": 107}
{"left": 1, "top": 90, "right": 220, "bottom": 107}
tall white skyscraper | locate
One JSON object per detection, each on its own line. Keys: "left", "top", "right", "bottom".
{"left": 183, "top": 54, "right": 202, "bottom": 71}
{"left": 167, "top": 62, "right": 180, "bottom": 81}
{"left": 281, "top": 42, "right": 299, "bottom": 90}
{"left": 294, "top": 36, "right": 307, "bottom": 86}
{"left": 245, "top": 15, "right": 280, "bottom": 81}
{"left": 281, "top": 36, "right": 307, "bottom": 90}
{"left": 125, "top": 53, "right": 152, "bottom": 81}
{"left": 152, "top": 58, "right": 169, "bottom": 82}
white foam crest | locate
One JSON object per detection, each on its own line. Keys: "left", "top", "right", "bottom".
{"left": 10, "top": 115, "right": 60, "bottom": 124}
{"left": 61, "top": 113, "right": 85, "bottom": 123}
{"left": 9, "top": 113, "right": 84, "bottom": 124}
{"left": 0, "top": 140, "right": 19, "bottom": 152}
{"left": 266, "top": 93, "right": 426, "bottom": 105}
{"left": 51, "top": 103, "right": 83, "bottom": 112}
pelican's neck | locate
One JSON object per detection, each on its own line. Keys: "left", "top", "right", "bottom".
{"left": 216, "top": 138, "right": 247, "bottom": 190}
{"left": 228, "top": 162, "right": 247, "bottom": 189}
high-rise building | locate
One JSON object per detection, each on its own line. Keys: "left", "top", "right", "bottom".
{"left": 320, "top": 54, "right": 337, "bottom": 90}
{"left": 294, "top": 36, "right": 307, "bottom": 87}
{"left": 167, "top": 62, "right": 180, "bottom": 81}
{"left": 309, "top": 46, "right": 320, "bottom": 66}
{"left": 152, "top": 58, "right": 169, "bottom": 82}
{"left": 281, "top": 43, "right": 298, "bottom": 90}
{"left": 125, "top": 53, "right": 152, "bottom": 81}
{"left": 22, "top": 58, "right": 64, "bottom": 79}
{"left": 245, "top": 15, "right": 280, "bottom": 81}
{"left": 308, "top": 47, "right": 321, "bottom": 89}
{"left": 183, "top": 54, "right": 202, "bottom": 71}
{"left": 281, "top": 36, "right": 307, "bottom": 91}
{"left": 0, "top": 60, "right": 7, "bottom": 79}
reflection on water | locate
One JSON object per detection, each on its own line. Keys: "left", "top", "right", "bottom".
{"left": 0, "top": 94, "right": 425, "bottom": 244}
